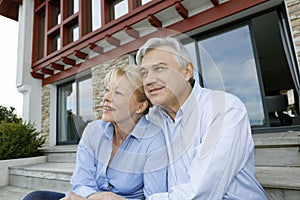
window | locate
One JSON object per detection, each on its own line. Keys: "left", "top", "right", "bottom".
{"left": 185, "top": 7, "right": 300, "bottom": 131}
{"left": 69, "top": 24, "right": 79, "bottom": 43}
{"left": 67, "top": 0, "right": 79, "bottom": 17}
{"left": 91, "top": 0, "right": 102, "bottom": 31}
{"left": 57, "top": 76, "right": 94, "bottom": 144}
{"left": 37, "top": 12, "right": 45, "bottom": 60}
{"left": 50, "top": 0, "right": 60, "bottom": 27}
{"left": 198, "top": 25, "right": 265, "bottom": 126}
{"left": 109, "top": 0, "right": 128, "bottom": 20}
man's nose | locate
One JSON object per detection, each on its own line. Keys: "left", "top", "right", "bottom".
{"left": 143, "top": 70, "right": 156, "bottom": 85}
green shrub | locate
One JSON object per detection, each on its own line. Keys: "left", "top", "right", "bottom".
{"left": 0, "top": 121, "right": 46, "bottom": 160}
{"left": 0, "top": 105, "right": 21, "bottom": 123}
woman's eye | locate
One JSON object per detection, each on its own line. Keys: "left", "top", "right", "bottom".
{"left": 115, "top": 90, "right": 122, "bottom": 95}
{"left": 104, "top": 87, "right": 110, "bottom": 92}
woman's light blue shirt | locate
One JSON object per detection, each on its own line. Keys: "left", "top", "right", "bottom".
{"left": 70, "top": 116, "right": 168, "bottom": 199}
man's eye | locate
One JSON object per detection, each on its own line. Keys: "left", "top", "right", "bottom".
{"left": 141, "top": 70, "right": 148, "bottom": 77}
{"left": 155, "top": 66, "right": 165, "bottom": 71}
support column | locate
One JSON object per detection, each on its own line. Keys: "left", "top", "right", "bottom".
{"left": 16, "top": 0, "right": 42, "bottom": 131}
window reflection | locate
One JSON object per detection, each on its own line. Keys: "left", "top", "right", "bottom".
{"left": 111, "top": 0, "right": 128, "bottom": 20}
{"left": 58, "top": 77, "right": 94, "bottom": 144}
{"left": 92, "top": 0, "right": 101, "bottom": 31}
{"left": 198, "top": 25, "right": 265, "bottom": 126}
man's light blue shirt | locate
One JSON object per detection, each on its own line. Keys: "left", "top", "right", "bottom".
{"left": 70, "top": 116, "right": 168, "bottom": 199}
{"left": 147, "top": 83, "right": 267, "bottom": 199}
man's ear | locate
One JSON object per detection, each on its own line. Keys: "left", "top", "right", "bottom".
{"left": 136, "top": 101, "right": 149, "bottom": 114}
{"left": 184, "top": 63, "right": 194, "bottom": 81}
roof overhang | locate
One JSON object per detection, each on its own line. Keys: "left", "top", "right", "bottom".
{"left": 0, "top": 0, "right": 22, "bottom": 21}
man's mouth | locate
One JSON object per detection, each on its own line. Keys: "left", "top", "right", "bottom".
{"left": 148, "top": 86, "right": 164, "bottom": 94}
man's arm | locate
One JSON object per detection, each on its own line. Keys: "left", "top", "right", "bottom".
{"left": 149, "top": 102, "right": 253, "bottom": 199}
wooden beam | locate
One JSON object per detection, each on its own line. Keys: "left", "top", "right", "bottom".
{"left": 211, "top": 0, "right": 219, "bottom": 6}
{"left": 41, "top": 68, "right": 54, "bottom": 75}
{"left": 147, "top": 14, "right": 162, "bottom": 27}
{"left": 62, "top": 57, "right": 76, "bottom": 66}
{"left": 175, "top": 2, "right": 188, "bottom": 19}
{"left": 124, "top": 26, "right": 140, "bottom": 39}
{"left": 89, "top": 43, "right": 103, "bottom": 54}
{"left": 50, "top": 63, "right": 64, "bottom": 71}
{"left": 74, "top": 50, "right": 88, "bottom": 60}
{"left": 106, "top": 35, "right": 120, "bottom": 47}
{"left": 31, "top": 72, "right": 44, "bottom": 79}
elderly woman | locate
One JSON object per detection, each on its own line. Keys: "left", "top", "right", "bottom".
{"left": 23, "top": 64, "right": 167, "bottom": 200}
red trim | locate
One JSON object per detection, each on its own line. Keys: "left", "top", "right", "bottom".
{"left": 62, "top": 57, "right": 76, "bottom": 66}
{"left": 124, "top": 26, "right": 140, "bottom": 39}
{"left": 0, "top": 0, "right": 22, "bottom": 21}
{"left": 147, "top": 14, "right": 162, "bottom": 27}
{"left": 38, "top": 0, "right": 269, "bottom": 85}
{"left": 41, "top": 68, "right": 54, "bottom": 75}
{"left": 74, "top": 50, "right": 88, "bottom": 60}
{"left": 175, "top": 2, "right": 188, "bottom": 19}
{"left": 106, "top": 35, "right": 120, "bottom": 47}
{"left": 210, "top": 0, "right": 219, "bottom": 7}
{"left": 89, "top": 43, "right": 103, "bottom": 54}
{"left": 51, "top": 63, "right": 64, "bottom": 71}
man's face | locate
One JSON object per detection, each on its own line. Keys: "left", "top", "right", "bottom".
{"left": 140, "top": 46, "right": 190, "bottom": 111}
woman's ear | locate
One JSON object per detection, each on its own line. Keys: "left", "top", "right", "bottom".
{"left": 184, "top": 63, "right": 194, "bottom": 81}
{"left": 136, "top": 101, "right": 149, "bottom": 114}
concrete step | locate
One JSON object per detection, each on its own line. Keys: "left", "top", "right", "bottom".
{"left": 9, "top": 162, "right": 75, "bottom": 193}
{"left": 256, "top": 166, "right": 300, "bottom": 190}
{"left": 0, "top": 185, "right": 36, "bottom": 200}
{"left": 256, "top": 166, "right": 300, "bottom": 200}
{"left": 253, "top": 131, "right": 300, "bottom": 167}
{"left": 39, "top": 145, "right": 77, "bottom": 163}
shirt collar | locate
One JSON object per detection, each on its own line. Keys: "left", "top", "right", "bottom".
{"left": 102, "top": 116, "right": 149, "bottom": 142}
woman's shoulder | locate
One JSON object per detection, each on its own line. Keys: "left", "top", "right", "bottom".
{"left": 81, "top": 120, "right": 110, "bottom": 138}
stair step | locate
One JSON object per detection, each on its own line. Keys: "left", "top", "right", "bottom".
{"left": 253, "top": 131, "right": 299, "bottom": 147}
{"left": 9, "top": 162, "right": 75, "bottom": 192}
{"left": 254, "top": 147, "right": 300, "bottom": 167}
{"left": 256, "top": 166, "right": 300, "bottom": 190}
{"left": 0, "top": 185, "right": 36, "bottom": 200}
{"left": 40, "top": 145, "right": 77, "bottom": 163}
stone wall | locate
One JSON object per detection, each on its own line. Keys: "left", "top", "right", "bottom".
{"left": 92, "top": 54, "right": 129, "bottom": 119}
{"left": 41, "top": 85, "right": 51, "bottom": 145}
{"left": 286, "top": 0, "right": 300, "bottom": 67}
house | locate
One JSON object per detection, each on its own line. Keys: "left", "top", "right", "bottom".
{"left": 0, "top": 0, "right": 299, "bottom": 199}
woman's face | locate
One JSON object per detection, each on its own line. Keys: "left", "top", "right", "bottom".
{"left": 102, "top": 75, "right": 144, "bottom": 126}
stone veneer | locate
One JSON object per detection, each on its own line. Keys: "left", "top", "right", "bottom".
{"left": 286, "top": 0, "right": 300, "bottom": 67}
{"left": 40, "top": 55, "right": 129, "bottom": 146}
{"left": 41, "top": 85, "right": 51, "bottom": 145}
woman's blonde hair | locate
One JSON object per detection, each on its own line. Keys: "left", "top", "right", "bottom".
{"left": 104, "top": 64, "right": 150, "bottom": 114}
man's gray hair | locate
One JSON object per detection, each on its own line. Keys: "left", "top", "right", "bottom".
{"left": 136, "top": 37, "right": 192, "bottom": 68}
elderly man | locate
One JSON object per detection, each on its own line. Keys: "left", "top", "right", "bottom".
{"left": 136, "top": 37, "right": 266, "bottom": 199}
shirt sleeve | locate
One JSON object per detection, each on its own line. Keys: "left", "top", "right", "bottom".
{"left": 143, "top": 130, "right": 168, "bottom": 198}
{"left": 148, "top": 99, "right": 254, "bottom": 199}
{"left": 70, "top": 123, "right": 99, "bottom": 198}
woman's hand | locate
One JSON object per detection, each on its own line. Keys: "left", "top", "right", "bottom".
{"left": 60, "top": 191, "right": 87, "bottom": 200}
{"left": 88, "top": 192, "right": 127, "bottom": 200}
